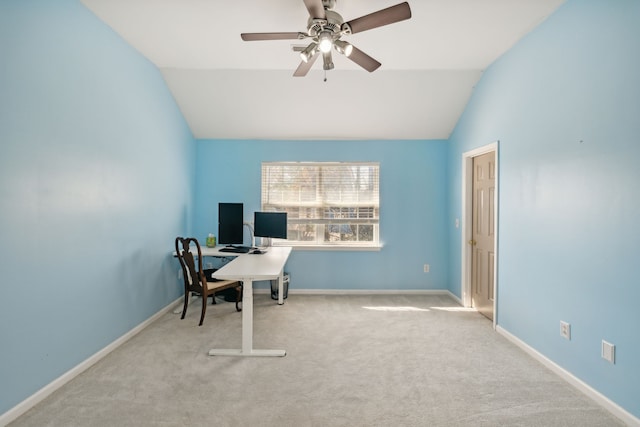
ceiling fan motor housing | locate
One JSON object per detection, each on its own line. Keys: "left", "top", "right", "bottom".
{"left": 307, "top": 10, "right": 344, "bottom": 38}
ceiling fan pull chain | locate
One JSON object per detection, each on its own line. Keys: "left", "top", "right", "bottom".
{"left": 324, "top": 69, "right": 327, "bottom": 82}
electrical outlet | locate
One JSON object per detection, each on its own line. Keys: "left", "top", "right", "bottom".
{"left": 560, "top": 321, "right": 571, "bottom": 340}
{"left": 423, "top": 264, "right": 430, "bottom": 273}
{"left": 602, "top": 340, "right": 615, "bottom": 364}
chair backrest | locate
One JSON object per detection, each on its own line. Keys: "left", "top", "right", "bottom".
{"left": 175, "top": 237, "right": 207, "bottom": 293}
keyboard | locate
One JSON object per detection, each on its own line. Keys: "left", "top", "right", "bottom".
{"left": 219, "top": 246, "right": 252, "bottom": 254}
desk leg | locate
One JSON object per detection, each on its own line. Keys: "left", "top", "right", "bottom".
{"left": 242, "top": 279, "right": 253, "bottom": 353}
{"left": 208, "top": 279, "right": 286, "bottom": 357}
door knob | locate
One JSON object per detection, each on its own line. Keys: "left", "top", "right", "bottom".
{"left": 468, "top": 239, "right": 477, "bottom": 246}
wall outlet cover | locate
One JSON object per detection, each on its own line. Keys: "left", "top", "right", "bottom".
{"left": 602, "top": 340, "right": 615, "bottom": 364}
{"left": 560, "top": 321, "right": 571, "bottom": 340}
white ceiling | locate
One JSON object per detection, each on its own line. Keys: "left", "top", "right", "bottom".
{"left": 80, "top": 0, "right": 565, "bottom": 140}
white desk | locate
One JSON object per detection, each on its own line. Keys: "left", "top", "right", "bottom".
{"left": 202, "top": 246, "right": 292, "bottom": 357}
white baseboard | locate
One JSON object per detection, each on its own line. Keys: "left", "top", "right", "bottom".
{"left": 266, "top": 289, "right": 463, "bottom": 306}
{"left": 0, "top": 297, "right": 183, "bottom": 427}
{"left": 285, "top": 288, "right": 459, "bottom": 298}
{"left": 496, "top": 325, "right": 640, "bottom": 427}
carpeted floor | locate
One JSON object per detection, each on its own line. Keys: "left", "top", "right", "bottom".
{"left": 10, "top": 293, "right": 626, "bottom": 426}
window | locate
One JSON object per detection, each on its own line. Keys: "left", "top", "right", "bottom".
{"left": 261, "top": 162, "right": 380, "bottom": 249}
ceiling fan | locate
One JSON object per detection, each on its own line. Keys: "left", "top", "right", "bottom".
{"left": 240, "top": 0, "right": 412, "bottom": 77}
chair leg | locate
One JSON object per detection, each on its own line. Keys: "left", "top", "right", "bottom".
{"left": 181, "top": 291, "right": 190, "bottom": 320}
{"left": 199, "top": 293, "right": 207, "bottom": 326}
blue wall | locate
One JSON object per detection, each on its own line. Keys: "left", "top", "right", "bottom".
{"left": 194, "top": 140, "right": 450, "bottom": 291}
{"left": 2, "top": 0, "right": 638, "bottom": 421}
{"left": 0, "top": 0, "right": 194, "bottom": 415}
{"left": 447, "top": 0, "right": 640, "bottom": 418}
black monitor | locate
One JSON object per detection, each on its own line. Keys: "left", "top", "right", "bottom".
{"left": 254, "top": 211, "right": 288, "bottom": 240}
{"left": 218, "top": 203, "right": 244, "bottom": 245}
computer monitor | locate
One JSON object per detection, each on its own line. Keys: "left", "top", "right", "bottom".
{"left": 218, "top": 203, "right": 244, "bottom": 245}
{"left": 254, "top": 211, "right": 287, "bottom": 240}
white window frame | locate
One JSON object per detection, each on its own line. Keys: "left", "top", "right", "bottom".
{"left": 261, "top": 162, "right": 381, "bottom": 251}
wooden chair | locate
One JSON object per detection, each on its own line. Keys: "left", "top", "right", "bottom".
{"left": 175, "top": 237, "right": 242, "bottom": 326}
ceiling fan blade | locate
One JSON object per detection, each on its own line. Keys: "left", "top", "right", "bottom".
{"left": 303, "top": 0, "right": 326, "bottom": 19}
{"left": 241, "top": 32, "right": 302, "bottom": 41}
{"left": 347, "top": 46, "right": 382, "bottom": 72}
{"left": 345, "top": 2, "right": 412, "bottom": 34}
{"left": 293, "top": 52, "right": 320, "bottom": 77}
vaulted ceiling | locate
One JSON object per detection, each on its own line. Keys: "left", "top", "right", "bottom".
{"left": 80, "top": 0, "right": 565, "bottom": 140}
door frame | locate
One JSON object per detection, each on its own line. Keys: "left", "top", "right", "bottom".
{"left": 461, "top": 141, "right": 499, "bottom": 328}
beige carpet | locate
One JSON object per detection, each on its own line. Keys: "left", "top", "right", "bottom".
{"left": 10, "top": 294, "right": 625, "bottom": 426}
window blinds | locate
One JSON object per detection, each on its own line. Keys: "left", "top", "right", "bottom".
{"left": 261, "top": 162, "right": 379, "bottom": 224}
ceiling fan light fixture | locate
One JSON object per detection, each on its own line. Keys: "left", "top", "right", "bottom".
{"left": 322, "top": 50, "right": 334, "bottom": 70}
{"left": 318, "top": 31, "right": 333, "bottom": 53}
{"left": 334, "top": 39, "right": 353, "bottom": 57}
{"left": 300, "top": 42, "right": 318, "bottom": 63}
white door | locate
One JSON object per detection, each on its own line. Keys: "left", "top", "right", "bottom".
{"left": 470, "top": 151, "right": 496, "bottom": 320}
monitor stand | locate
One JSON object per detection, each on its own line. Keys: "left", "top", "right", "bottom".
{"left": 256, "top": 237, "right": 272, "bottom": 252}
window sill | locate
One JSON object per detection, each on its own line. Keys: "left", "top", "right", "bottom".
{"left": 274, "top": 243, "right": 383, "bottom": 252}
